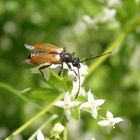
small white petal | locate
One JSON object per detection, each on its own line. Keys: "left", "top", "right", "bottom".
{"left": 79, "top": 64, "right": 88, "bottom": 75}
{"left": 63, "top": 63, "right": 69, "bottom": 69}
{"left": 71, "top": 81, "right": 81, "bottom": 97}
{"left": 80, "top": 102, "right": 90, "bottom": 109}
{"left": 113, "top": 117, "right": 124, "bottom": 124}
{"left": 37, "top": 130, "right": 45, "bottom": 140}
{"left": 54, "top": 101, "right": 64, "bottom": 108}
{"left": 98, "top": 120, "right": 110, "bottom": 126}
{"left": 53, "top": 123, "right": 64, "bottom": 134}
{"left": 71, "top": 83, "right": 86, "bottom": 97}
{"left": 64, "top": 92, "right": 71, "bottom": 104}
{"left": 91, "top": 108, "right": 98, "bottom": 119}
{"left": 106, "top": 111, "right": 114, "bottom": 120}
{"left": 91, "top": 137, "right": 96, "bottom": 140}
{"left": 79, "top": 87, "right": 86, "bottom": 97}
{"left": 68, "top": 70, "right": 75, "bottom": 80}
{"left": 95, "top": 99, "right": 105, "bottom": 107}
{"left": 80, "top": 76, "right": 85, "bottom": 85}
{"left": 88, "top": 90, "right": 94, "bottom": 103}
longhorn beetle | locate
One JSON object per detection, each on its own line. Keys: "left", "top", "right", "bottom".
{"left": 25, "top": 43, "right": 111, "bottom": 98}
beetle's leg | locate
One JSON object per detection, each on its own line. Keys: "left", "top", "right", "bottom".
{"left": 39, "top": 64, "right": 52, "bottom": 78}
{"left": 58, "top": 63, "right": 63, "bottom": 76}
{"left": 66, "top": 63, "right": 78, "bottom": 76}
{"left": 66, "top": 63, "right": 72, "bottom": 71}
{"left": 66, "top": 63, "right": 80, "bottom": 99}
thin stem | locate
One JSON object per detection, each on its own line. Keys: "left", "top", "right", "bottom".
{"left": 5, "top": 94, "right": 63, "bottom": 140}
{"left": 86, "top": 32, "right": 126, "bottom": 79}
{"left": 63, "top": 124, "right": 68, "bottom": 140}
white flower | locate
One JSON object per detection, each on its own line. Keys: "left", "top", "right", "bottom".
{"left": 68, "top": 69, "right": 76, "bottom": 80}
{"left": 53, "top": 123, "right": 64, "bottom": 134}
{"left": 73, "top": 21, "right": 87, "bottom": 35}
{"left": 83, "top": 15, "right": 93, "bottom": 24}
{"left": 100, "top": 8, "right": 116, "bottom": 23}
{"left": 80, "top": 90, "right": 105, "bottom": 119}
{"left": 98, "top": 111, "right": 124, "bottom": 132}
{"left": 107, "top": 0, "right": 122, "bottom": 7}
{"left": 36, "top": 130, "right": 45, "bottom": 140}
{"left": 91, "top": 137, "right": 96, "bottom": 140}
{"left": 54, "top": 92, "right": 81, "bottom": 120}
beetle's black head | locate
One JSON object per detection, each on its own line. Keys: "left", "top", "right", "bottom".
{"left": 60, "top": 53, "right": 74, "bottom": 63}
{"left": 60, "top": 52, "right": 80, "bottom": 68}
{"left": 72, "top": 57, "right": 80, "bottom": 68}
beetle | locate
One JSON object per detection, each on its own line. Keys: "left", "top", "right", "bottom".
{"left": 25, "top": 43, "right": 111, "bottom": 98}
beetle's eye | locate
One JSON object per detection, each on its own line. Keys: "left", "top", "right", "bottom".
{"left": 72, "top": 58, "right": 80, "bottom": 67}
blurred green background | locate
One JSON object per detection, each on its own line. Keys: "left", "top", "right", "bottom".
{"left": 0, "top": 0, "right": 140, "bottom": 140}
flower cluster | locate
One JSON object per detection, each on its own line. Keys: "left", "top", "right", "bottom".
{"left": 30, "top": 56, "right": 123, "bottom": 139}
{"left": 52, "top": 63, "right": 123, "bottom": 132}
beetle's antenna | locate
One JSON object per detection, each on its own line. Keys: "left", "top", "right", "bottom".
{"left": 80, "top": 52, "right": 112, "bottom": 63}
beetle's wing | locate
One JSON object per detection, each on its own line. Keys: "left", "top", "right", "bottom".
{"left": 25, "top": 53, "right": 61, "bottom": 64}
{"left": 25, "top": 44, "right": 64, "bottom": 54}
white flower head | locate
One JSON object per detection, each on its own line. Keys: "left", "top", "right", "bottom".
{"left": 99, "top": 8, "right": 116, "bottom": 23}
{"left": 54, "top": 92, "right": 81, "bottom": 120}
{"left": 53, "top": 123, "right": 64, "bottom": 134}
{"left": 73, "top": 21, "right": 87, "bottom": 35}
{"left": 98, "top": 111, "right": 124, "bottom": 132}
{"left": 107, "top": 0, "right": 122, "bottom": 7}
{"left": 36, "top": 130, "right": 45, "bottom": 140}
{"left": 80, "top": 90, "right": 105, "bottom": 119}
{"left": 91, "top": 137, "right": 96, "bottom": 140}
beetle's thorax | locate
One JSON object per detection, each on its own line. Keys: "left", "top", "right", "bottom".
{"left": 60, "top": 52, "right": 80, "bottom": 68}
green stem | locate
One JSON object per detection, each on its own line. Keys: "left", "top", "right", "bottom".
{"left": 86, "top": 32, "right": 126, "bottom": 79}
{"left": 5, "top": 94, "right": 63, "bottom": 140}
{"left": 63, "top": 124, "right": 67, "bottom": 140}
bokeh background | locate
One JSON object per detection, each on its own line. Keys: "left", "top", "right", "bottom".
{"left": 0, "top": 0, "right": 140, "bottom": 140}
